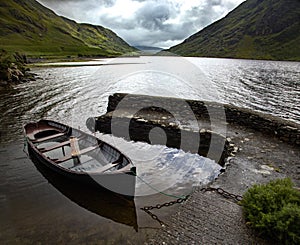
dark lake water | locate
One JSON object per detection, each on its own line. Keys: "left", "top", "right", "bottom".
{"left": 0, "top": 56, "right": 299, "bottom": 244}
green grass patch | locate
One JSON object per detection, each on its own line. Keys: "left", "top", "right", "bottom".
{"left": 0, "top": 0, "right": 136, "bottom": 58}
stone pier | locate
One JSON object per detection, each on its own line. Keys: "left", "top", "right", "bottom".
{"left": 87, "top": 93, "right": 300, "bottom": 244}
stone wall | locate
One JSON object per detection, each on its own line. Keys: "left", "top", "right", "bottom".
{"left": 106, "top": 93, "right": 300, "bottom": 146}
{"left": 94, "top": 111, "right": 234, "bottom": 166}
{"left": 88, "top": 93, "right": 299, "bottom": 166}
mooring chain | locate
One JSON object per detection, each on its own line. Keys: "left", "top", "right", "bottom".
{"left": 200, "top": 187, "right": 243, "bottom": 204}
{"left": 142, "top": 195, "right": 190, "bottom": 211}
{"left": 141, "top": 208, "right": 167, "bottom": 227}
{"left": 141, "top": 195, "right": 190, "bottom": 227}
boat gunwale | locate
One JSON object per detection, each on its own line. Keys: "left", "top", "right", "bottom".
{"left": 24, "top": 119, "right": 134, "bottom": 176}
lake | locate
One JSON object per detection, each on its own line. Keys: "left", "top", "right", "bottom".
{"left": 0, "top": 56, "right": 299, "bottom": 244}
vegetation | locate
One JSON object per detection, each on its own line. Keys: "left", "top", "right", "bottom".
{"left": 167, "top": 0, "right": 300, "bottom": 61}
{"left": 0, "top": 0, "right": 136, "bottom": 59}
{"left": 241, "top": 178, "right": 300, "bottom": 244}
{"left": 0, "top": 50, "right": 13, "bottom": 81}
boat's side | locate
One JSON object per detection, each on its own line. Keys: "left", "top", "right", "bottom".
{"left": 27, "top": 141, "right": 136, "bottom": 196}
{"left": 31, "top": 154, "right": 138, "bottom": 229}
{"left": 25, "top": 119, "right": 136, "bottom": 197}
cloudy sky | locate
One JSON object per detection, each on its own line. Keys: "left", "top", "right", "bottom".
{"left": 37, "top": 0, "right": 245, "bottom": 48}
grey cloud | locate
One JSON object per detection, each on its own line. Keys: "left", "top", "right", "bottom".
{"left": 38, "top": 0, "right": 117, "bottom": 24}
{"left": 100, "top": 0, "right": 236, "bottom": 47}
{"left": 99, "top": 14, "right": 136, "bottom": 30}
{"left": 118, "top": 20, "right": 198, "bottom": 48}
{"left": 127, "top": 0, "right": 224, "bottom": 46}
{"left": 184, "top": 1, "right": 225, "bottom": 28}
{"left": 37, "top": 0, "right": 244, "bottom": 48}
{"left": 38, "top": 0, "right": 116, "bottom": 18}
{"left": 211, "top": 0, "right": 222, "bottom": 6}
{"left": 135, "top": 4, "right": 173, "bottom": 30}
{"left": 39, "top": 0, "right": 116, "bottom": 6}
{"left": 98, "top": 1, "right": 187, "bottom": 46}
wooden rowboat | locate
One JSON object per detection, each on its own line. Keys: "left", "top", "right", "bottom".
{"left": 31, "top": 155, "right": 138, "bottom": 231}
{"left": 24, "top": 119, "right": 136, "bottom": 197}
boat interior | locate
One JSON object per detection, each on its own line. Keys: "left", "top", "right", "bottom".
{"left": 26, "top": 122, "right": 130, "bottom": 173}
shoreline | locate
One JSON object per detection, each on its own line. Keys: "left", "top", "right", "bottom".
{"left": 90, "top": 93, "right": 299, "bottom": 244}
{"left": 27, "top": 54, "right": 142, "bottom": 68}
{"left": 91, "top": 93, "right": 299, "bottom": 182}
{"left": 28, "top": 56, "right": 300, "bottom": 69}
{"left": 146, "top": 119, "right": 299, "bottom": 244}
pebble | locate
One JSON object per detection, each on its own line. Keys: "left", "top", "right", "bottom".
{"left": 261, "top": 165, "right": 274, "bottom": 171}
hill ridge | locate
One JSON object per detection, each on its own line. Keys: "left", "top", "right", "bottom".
{"left": 166, "top": 0, "right": 300, "bottom": 61}
{"left": 0, "top": 0, "right": 136, "bottom": 57}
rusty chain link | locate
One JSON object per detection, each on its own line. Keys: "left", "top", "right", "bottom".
{"left": 200, "top": 187, "right": 243, "bottom": 204}
{"left": 141, "top": 195, "right": 190, "bottom": 227}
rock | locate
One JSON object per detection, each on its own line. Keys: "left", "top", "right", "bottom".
{"left": 261, "top": 165, "right": 274, "bottom": 171}
{"left": 1, "top": 51, "right": 36, "bottom": 85}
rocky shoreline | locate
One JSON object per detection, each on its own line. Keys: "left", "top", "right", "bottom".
{"left": 0, "top": 50, "right": 37, "bottom": 87}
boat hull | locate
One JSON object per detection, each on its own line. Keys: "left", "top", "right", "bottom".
{"left": 30, "top": 152, "right": 138, "bottom": 230}
{"left": 25, "top": 120, "right": 136, "bottom": 198}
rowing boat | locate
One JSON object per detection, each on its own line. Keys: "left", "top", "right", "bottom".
{"left": 31, "top": 154, "right": 138, "bottom": 230}
{"left": 24, "top": 119, "right": 136, "bottom": 197}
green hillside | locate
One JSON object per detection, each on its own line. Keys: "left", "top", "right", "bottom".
{"left": 0, "top": 0, "right": 136, "bottom": 58}
{"left": 167, "top": 0, "right": 300, "bottom": 61}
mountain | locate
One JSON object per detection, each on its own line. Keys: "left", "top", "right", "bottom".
{"left": 0, "top": 0, "right": 136, "bottom": 58}
{"left": 134, "top": 46, "right": 163, "bottom": 55}
{"left": 135, "top": 46, "right": 163, "bottom": 51}
{"left": 166, "top": 0, "right": 300, "bottom": 61}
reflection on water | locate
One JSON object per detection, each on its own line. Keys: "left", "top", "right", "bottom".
{"left": 31, "top": 153, "right": 138, "bottom": 231}
{"left": 0, "top": 56, "right": 299, "bottom": 243}
{"left": 189, "top": 58, "right": 300, "bottom": 123}
{"left": 98, "top": 134, "right": 221, "bottom": 196}
{"left": 0, "top": 143, "right": 158, "bottom": 244}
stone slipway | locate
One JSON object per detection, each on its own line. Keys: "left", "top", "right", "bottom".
{"left": 90, "top": 93, "right": 300, "bottom": 244}
{"left": 146, "top": 123, "right": 299, "bottom": 245}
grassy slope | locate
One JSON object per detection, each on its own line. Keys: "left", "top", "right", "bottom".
{"left": 0, "top": 0, "right": 136, "bottom": 58}
{"left": 167, "top": 0, "right": 300, "bottom": 61}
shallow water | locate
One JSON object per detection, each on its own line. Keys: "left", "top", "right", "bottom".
{"left": 0, "top": 56, "right": 299, "bottom": 243}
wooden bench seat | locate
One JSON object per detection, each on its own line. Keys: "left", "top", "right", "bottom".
{"left": 55, "top": 145, "right": 99, "bottom": 164}
{"left": 33, "top": 132, "right": 65, "bottom": 143}
{"left": 39, "top": 140, "right": 70, "bottom": 153}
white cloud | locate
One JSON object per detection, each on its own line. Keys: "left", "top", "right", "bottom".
{"left": 37, "top": 0, "right": 245, "bottom": 48}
